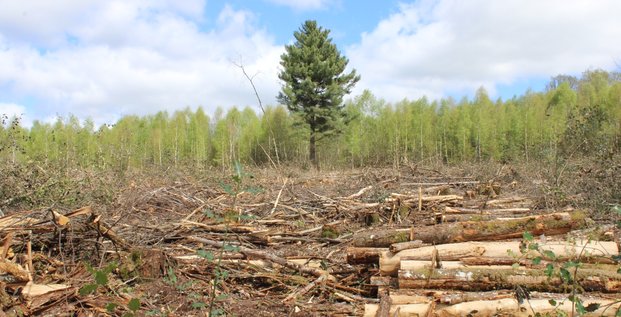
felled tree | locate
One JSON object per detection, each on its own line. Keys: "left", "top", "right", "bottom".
{"left": 278, "top": 20, "right": 360, "bottom": 169}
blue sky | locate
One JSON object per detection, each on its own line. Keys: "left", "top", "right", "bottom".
{"left": 1, "top": 0, "right": 620, "bottom": 127}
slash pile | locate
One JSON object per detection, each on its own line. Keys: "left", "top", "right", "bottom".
{"left": 0, "top": 166, "right": 619, "bottom": 316}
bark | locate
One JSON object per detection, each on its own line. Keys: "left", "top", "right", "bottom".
{"left": 309, "top": 130, "right": 318, "bottom": 170}
{"left": 380, "top": 240, "right": 618, "bottom": 276}
{"left": 435, "top": 298, "right": 621, "bottom": 317}
{"left": 0, "top": 257, "right": 30, "bottom": 283}
{"left": 352, "top": 229, "right": 411, "bottom": 248}
{"left": 357, "top": 212, "right": 587, "bottom": 247}
{"left": 398, "top": 265, "right": 621, "bottom": 292}
{"left": 389, "top": 240, "right": 427, "bottom": 253}
{"left": 88, "top": 213, "right": 132, "bottom": 251}
{"left": 364, "top": 303, "right": 431, "bottom": 317}
{"left": 375, "top": 289, "right": 392, "bottom": 317}
{"left": 346, "top": 247, "right": 388, "bottom": 264}
{"left": 188, "top": 236, "right": 330, "bottom": 278}
{"left": 21, "top": 283, "right": 73, "bottom": 310}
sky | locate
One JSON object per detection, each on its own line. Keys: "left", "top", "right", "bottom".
{"left": 1, "top": 0, "right": 620, "bottom": 128}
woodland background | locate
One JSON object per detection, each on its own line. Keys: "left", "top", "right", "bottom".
{"left": 1, "top": 69, "right": 620, "bottom": 212}
{"left": 2, "top": 70, "right": 620, "bottom": 167}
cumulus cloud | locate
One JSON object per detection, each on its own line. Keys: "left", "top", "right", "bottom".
{"left": 0, "top": 1, "right": 282, "bottom": 126}
{"left": 264, "top": 0, "right": 336, "bottom": 11}
{"left": 347, "top": 0, "right": 621, "bottom": 101}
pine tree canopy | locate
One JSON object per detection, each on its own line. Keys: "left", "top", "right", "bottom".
{"left": 278, "top": 20, "right": 360, "bottom": 167}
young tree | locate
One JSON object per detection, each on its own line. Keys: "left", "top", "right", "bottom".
{"left": 278, "top": 20, "right": 360, "bottom": 169}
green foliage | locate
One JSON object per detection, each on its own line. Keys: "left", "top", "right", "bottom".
{"left": 515, "top": 231, "right": 621, "bottom": 316}
{"left": 2, "top": 69, "right": 621, "bottom": 172}
{"left": 278, "top": 20, "right": 360, "bottom": 167}
{"left": 79, "top": 262, "right": 117, "bottom": 296}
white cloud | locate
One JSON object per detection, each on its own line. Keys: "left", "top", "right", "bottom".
{"left": 265, "top": 0, "right": 336, "bottom": 11}
{"left": 347, "top": 0, "right": 621, "bottom": 101}
{"left": 0, "top": 1, "right": 283, "bottom": 126}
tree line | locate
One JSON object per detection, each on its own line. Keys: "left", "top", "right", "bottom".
{"left": 0, "top": 69, "right": 619, "bottom": 171}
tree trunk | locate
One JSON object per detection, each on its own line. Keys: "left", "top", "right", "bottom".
{"left": 353, "top": 212, "right": 587, "bottom": 248}
{"left": 379, "top": 240, "right": 617, "bottom": 276}
{"left": 309, "top": 129, "right": 318, "bottom": 169}
{"left": 398, "top": 265, "right": 621, "bottom": 292}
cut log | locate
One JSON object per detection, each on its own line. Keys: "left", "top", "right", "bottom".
{"left": 388, "top": 194, "right": 463, "bottom": 205}
{"left": 375, "top": 289, "right": 391, "bottom": 317}
{"left": 398, "top": 265, "right": 621, "bottom": 292}
{"left": 435, "top": 297, "right": 621, "bottom": 317}
{"left": 413, "top": 211, "right": 587, "bottom": 244}
{"left": 0, "top": 258, "right": 30, "bottom": 283}
{"left": 346, "top": 247, "right": 388, "bottom": 264}
{"left": 363, "top": 303, "right": 431, "bottom": 317}
{"left": 389, "top": 240, "right": 427, "bottom": 253}
{"left": 353, "top": 229, "right": 411, "bottom": 248}
{"left": 21, "top": 282, "right": 73, "bottom": 309}
{"left": 380, "top": 240, "right": 618, "bottom": 276}
{"left": 354, "top": 212, "right": 587, "bottom": 247}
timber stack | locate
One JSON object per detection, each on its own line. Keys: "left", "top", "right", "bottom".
{"left": 347, "top": 182, "right": 621, "bottom": 317}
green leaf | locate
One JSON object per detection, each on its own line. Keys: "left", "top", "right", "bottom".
{"left": 219, "top": 181, "right": 233, "bottom": 195}
{"left": 542, "top": 250, "right": 556, "bottom": 260}
{"left": 528, "top": 242, "right": 539, "bottom": 250}
{"left": 197, "top": 249, "right": 214, "bottom": 261}
{"left": 238, "top": 213, "right": 256, "bottom": 220}
{"left": 106, "top": 303, "right": 118, "bottom": 312}
{"left": 563, "top": 261, "right": 580, "bottom": 268}
{"left": 617, "top": 267, "right": 621, "bottom": 274}
{"left": 217, "top": 270, "right": 229, "bottom": 279}
{"left": 234, "top": 161, "right": 243, "bottom": 179}
{"left": 191, "top": 301, "right": 206, "bottom": 309}
{"left": 548, "top": 299, "right": 557, "bottom": 306}
{"left": 532, "top": 256, "right": 542, "bottom": 265}
{"left": 574, "top": 297, "right": 586, "bottom": 315}
{"left": 104, "top": 262, "right": 118, "bottom": 274}
{"left": 166, "top": 267, "right": 177, "bottom": 283}
{"left": 223, "top": 244, "right": 240, "bottom": 252}
{"left": 544, "top": 264, "right": 554, "bottom": 277}
{"left": 615, "top": 307, "right": 621, "bottom": 317}
{"left": 78, "top": 284, "right": 98, "bottom": 296}
{"left": 210, "top": 308, "right": 225, "bottom": 316}
{"left": 584, "top": 303, "right": 600, "bottom": 312}
{"left": 245, "top": 186, "right": 262, "bottom": 194}
{"left": 559, "top": 268, "right": 572, "bottom": 283}
{"left": 216, "top": 294, "right": 229, "bottom": 301}
{"left": 128, "top": 298, "right": 140, "bottom": 312}
{"left": 95, "top": 270, "right": 108, "bottom": 285}
{"left": 523, "top": 231, "right": 534, "bottom": 241}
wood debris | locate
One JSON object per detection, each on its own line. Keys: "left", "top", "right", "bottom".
{"left": 0, "top": 167, "right": 619, "bottom": 316}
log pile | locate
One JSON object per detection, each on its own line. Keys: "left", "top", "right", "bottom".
{"left": 349, "top": 207, "right": 620, "bottom": 316}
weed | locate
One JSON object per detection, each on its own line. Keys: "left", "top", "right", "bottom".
{"left": 513, "top": 226, "right": 621, "bottom": 316}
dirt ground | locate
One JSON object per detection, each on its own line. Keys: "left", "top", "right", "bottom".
{"left": 1, "top": 161, "right": 620, "bottom": 316}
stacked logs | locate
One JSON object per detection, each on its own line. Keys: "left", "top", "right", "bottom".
{"left": 348, "top": 211, "right": 621, "bottom": 316}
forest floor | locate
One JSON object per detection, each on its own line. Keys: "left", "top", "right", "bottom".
{"left": 1, "top": 161, "right": 620, "bottom": 316}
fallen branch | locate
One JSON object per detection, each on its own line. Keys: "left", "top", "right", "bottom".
{"left": 282, "top": 274, "right": 327, "bottom": 303}
{"left": 187, "top": 236, "right": 330, "bottom": 279}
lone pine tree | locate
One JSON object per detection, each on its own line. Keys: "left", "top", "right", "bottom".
{"left": 278, "top": 20, "right": 360, "bottom": 169}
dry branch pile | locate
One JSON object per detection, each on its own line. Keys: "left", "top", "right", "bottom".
{"left": 0, "top": 166, "right": 619, "bottom": 316}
